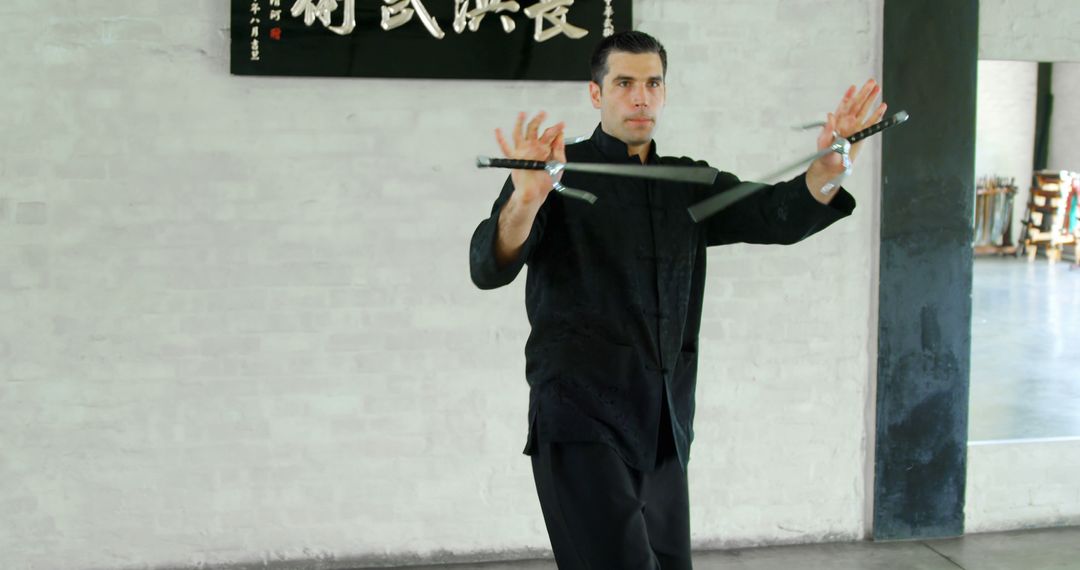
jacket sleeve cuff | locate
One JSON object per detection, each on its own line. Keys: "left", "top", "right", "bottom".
{"left": 791, "top": 172, "right": 856, "bottom": 218}
{"left": 469, "top": 206, "right": 532, "bottom": 290}
{"left": 470, "top": 176, "right": 545, "bottom": 290}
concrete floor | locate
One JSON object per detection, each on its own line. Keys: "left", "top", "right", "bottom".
{"left": 398, "top": 526, "right": 1080, "bottom": 569}
{"left": 969, "top": 257, "right": 1080, "bottom": 441}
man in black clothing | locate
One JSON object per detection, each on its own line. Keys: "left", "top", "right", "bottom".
{"left": 469, "top": 31, "right": 886, "bottom": 569}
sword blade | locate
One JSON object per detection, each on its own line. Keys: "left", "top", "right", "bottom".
{"left": 687, "top": 182, "right": 770, "bottom": 223}
{"left": 688, "top": 111, "right": 911, "bottom": 222}
{"left": 564, "top": 162, "right": 719, "bottom": 185}
{"left": 687, "top": 148, "right": 831, "bottom": 222}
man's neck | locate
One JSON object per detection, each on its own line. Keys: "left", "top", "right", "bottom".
{"left": 627, "top": 143, "right": 650, "bottom": 164}
{"left": 598, "top": 124, "right": 652, "bottom": 163}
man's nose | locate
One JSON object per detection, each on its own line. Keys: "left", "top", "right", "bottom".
{"left": 631, "top": 84, "right": 649, "bottom": 107}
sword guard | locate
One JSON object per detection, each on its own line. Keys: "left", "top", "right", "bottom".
{"left": 553, "top": 181, "right": 598, "bottom": 204}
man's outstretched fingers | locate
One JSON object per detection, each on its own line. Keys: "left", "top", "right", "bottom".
{"left": 853, "top": 101, "right": 886, "bottom": 135}
{"left": 526, "top": 111, "right": 546, "bottom": 142}
{"left": 538, "top": 122, "right": 565, "bottom": 149}
{"left": 854, "top": 83, "right": 880, "bottom": 122}
{"left": 835, "top": 85, "right": 856, "bottom": 117}
{"left": 842, "top": 81, "right": 870, "bottom": 121}
{"left": 512, "top": 112, "right": 526, "bottom": 149}
{"left": 867, "top": 103, "right": 888, "bottom": 127}
{"left": 495, "top": 128, "right": 514, "bottom": 158}
{"left": 553, "top": 130, "right": 566, "bottom": 164}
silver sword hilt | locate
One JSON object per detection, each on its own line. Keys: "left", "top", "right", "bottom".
{"left": 476, "top": 156, "right": 599, "bottom": 204}
{"left": 544, "top": 160, "right": 599, "bottom": 204}
{"left": 820, "top": 132, "right": 853, "bottom": 194}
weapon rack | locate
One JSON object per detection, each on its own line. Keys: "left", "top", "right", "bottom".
{"left": 1016, "top": 170, "right": 1079, "bottom": 265}
{"left": 973, "top": 176, "right": 1018, "bottom": 256}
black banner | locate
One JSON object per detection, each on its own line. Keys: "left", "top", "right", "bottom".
{"left": 231, "top": 0, "right": 633, "bottom": 81}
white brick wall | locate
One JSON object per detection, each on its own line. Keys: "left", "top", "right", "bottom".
{"left": 974, "top": 60, "right": 1037, "bottom": 247}
{"left": 979, "top": 0, "right": 1080, "bottom": 62}
{"left": 1048, "top": 63, "right": 1080, "bottom": 173}
{"left": 1, "top": 1, "right": 882, "bottom": 569}
{"left": 966, "top": 439, "right": 1080, "bottom": 532}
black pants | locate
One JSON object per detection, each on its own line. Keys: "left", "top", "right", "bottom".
{"left": 530, "top": 403, "right": 692, "bottom": 569}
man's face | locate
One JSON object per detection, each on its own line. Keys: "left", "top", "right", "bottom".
{"left": 589, "top": 51, "right": 666, "bottom": 150}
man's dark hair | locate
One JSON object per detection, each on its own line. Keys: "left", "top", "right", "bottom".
{"left": 589, "top": 31, "right": 667, "bottom": 88}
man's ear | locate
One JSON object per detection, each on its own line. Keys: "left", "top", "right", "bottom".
{"left": 589, "top": 81, "right": 602, "bottom": 110}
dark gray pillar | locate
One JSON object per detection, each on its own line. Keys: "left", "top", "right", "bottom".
{"left": 1033, "top": 62, "right": 1054, "bottom": 172}
{"left": 874, "top": 0, "right": 978, "bottom": 540}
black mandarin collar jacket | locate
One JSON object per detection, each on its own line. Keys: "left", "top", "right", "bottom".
{"left": 470, "top": 124, "right": 855, "bottom": 472}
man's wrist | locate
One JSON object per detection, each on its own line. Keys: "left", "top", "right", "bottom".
{"left": 805, "top": 162, "right": 838, "bottom": 204}
{"left": 806, "top": 153, "right": 855, "bottom": 203}
{"left": 507, "top": 187, "right": 543, "bottom": 218}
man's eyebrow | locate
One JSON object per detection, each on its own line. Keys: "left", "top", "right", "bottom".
{"left": 611, "top": 75, "right": 664, "bottom": 82}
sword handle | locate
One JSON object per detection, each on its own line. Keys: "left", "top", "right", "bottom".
{"left": 476, "top": 157, "right": 548, "bottom": 171}
{"left": 847, "top": 111, "right": 909, "bottom": 144}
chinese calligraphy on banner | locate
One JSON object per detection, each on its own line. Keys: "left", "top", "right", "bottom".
{"left": 231, "top": 0, "right": 632, "bottom": 80}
